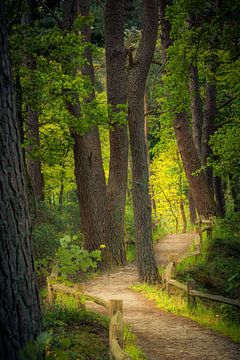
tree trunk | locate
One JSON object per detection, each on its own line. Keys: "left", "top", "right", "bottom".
{"left": 213, "top": 175, "right": 225, "bottom": 217}
{"left": 189, "top": 65, "right": 203, "bottom": 161}
{"left": 64, "top": 0, "right": 128, "bottom": 268}
{"left": 23, "top": 0, "right": 44, "bottom": 202}
{"left": 188, "top": 190, "right": 197, "bottom": 224}
{"left": 173, "top": 113, "right": 217, "bottom": 217}
{"left": 127, "top": 0, "right": 159, "bottom": 283}
{"left": 105, "top": 0, "right": 128, "bottom": 265}
{"left": 144, "top": 90, "right": 157, "bottom": 220}
{"left": 159, "top": 0, "right": 173, "bottom": 69}
{"left": 63, "top": 0, "right": 114, "bottom": 268}
{"left": 0, "top": 3, "right": 41, "bottom": 358}
{"left": 180, "top": 198, "right": 187, "bottom": 233}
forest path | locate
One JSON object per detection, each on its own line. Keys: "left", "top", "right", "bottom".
{"left": 85, "top": 233, "right": 240, "bottom": 359}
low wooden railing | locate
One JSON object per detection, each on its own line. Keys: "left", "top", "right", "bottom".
{"left": 162, "top": 218, "right": 240, "bottom": 309}
{"left": 47, "top": 277, "right": 131, "bottom": 360}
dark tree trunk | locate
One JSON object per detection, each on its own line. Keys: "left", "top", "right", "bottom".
{"left": 63, "top": 0, "right": 113, "bottom": 268}
{"left": 0, "top": 3, "right": 41, "bottom": 358}
{"left": 144, "top": 90, "right": 157, "bottom": 219}
{"left": 159, "top": 0, "right": 173, "bottom": 68}
{"left": 23, "top": 0, "right": 44, "bottom": 202}
{"left": 213, "top": 175, "right": 225, "bottom": 217}
{"left": 127, "top": 0, "right": 159, "bottom": 283}
{"left": 173, "top": 113, "right": 217, "bottom": 217}
{"left": 189, "top": 65, "right": 203, "bottom": 161}
{"left": 105, "top": 0, "right": 128, "bottom": 265}
{"left": 188, "top": 190, "right": 197, "bottom": 224}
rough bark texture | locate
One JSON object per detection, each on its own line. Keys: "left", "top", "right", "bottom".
{"left": 189, "top": 65, "right": 203, "bottom": 161}
{"left": 188, "top": 190, "right": 197, "bottom": 224}
{"left": 64, "top": 0, "right": 128, "bottom": 268}
{"left": 63, "top": 0, "right": 113, "bottom": 267}
{"left": 105, "top": 0, "right": 128, "bottom": 265}
{"left": 0, "top": 3, "right": 41, "bottom": 358}
{"left": 23, "top": 0, "right": 44, "bottom": 202}
{"left": 213, "top": 175, "right": 225, "bottom": 217}
{"left": 127, "top": 0, "right": 159, "bottom": 283}
{"left": 173, "top": 114, "right": 217, "bottom": 217}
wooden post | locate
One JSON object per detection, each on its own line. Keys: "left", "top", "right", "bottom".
{"left": 187, "top": 279, "right": 196, "bottom": 309}
{"left": 47, "top": 277, "right": 56, "bottom": 306}
{"left": 109, "top": 300, "right": 123, "bottom": 360}
{"left": 109, "top": 299, "right": 123, "bottom": 317}
{"left": 74, "top": 284, "right": 86, "bottom": 310}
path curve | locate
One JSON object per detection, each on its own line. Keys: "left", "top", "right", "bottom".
{"left": 86, "top": 234, "right": 240, "bottom": 359}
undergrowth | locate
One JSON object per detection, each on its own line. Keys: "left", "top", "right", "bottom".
{"left": 133, "top": 215, "right": 240, "bottom": 343}
{"left": 132, "top": 283, "right": 240, "bottom": 342}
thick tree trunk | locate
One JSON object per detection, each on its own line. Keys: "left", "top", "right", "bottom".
{"left": 105, "top": 0, "right": 128, "bottom": 265}
{"left": 189, "top": 65, "right": 203, "bottom": 161}
{"left": 0, "top": 3, "right": 41, "bottom": 358}
{"left": 173, "top": 113, "right": 217, "bottom": 217}
{"left": 63, "top": 0, "right": 114, "bottom": 268}
{"left": 188, "top": 190, "right": 197, "bottom": 224}
{"left": 127, "top": 0, "right": 159, "bottom": 283}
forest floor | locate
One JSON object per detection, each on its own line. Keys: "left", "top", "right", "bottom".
{"left": 85, "top": 233, "right": 240, "bottom": 360}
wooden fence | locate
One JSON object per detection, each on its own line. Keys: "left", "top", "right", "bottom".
{"left": 47, "top": 277, "right": 131, "bottom": 360}
{"left": 162, "top": 218, "right": 240, "bottom": 309}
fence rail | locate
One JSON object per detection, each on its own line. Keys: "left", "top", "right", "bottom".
{"left": 47, "top": 277, "right": 130, "bottom": 360}
{"left": 163, "top": 218, "right": 240, "bottom": 309}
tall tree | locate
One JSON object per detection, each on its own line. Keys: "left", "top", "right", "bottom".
{"left": 0, "top": 2, "right": 41, "bottom": 358}
{"left": 159, "top": 0, "right": 218, "bottom": 218}
{"left": 105, "top": 0, "right": 128, "bottom": 265}
{"left": 127, "top": 0, "right": 160, "bottom": 283}
{"left": 64, "top": 0, "right": 128, "bottom": 268}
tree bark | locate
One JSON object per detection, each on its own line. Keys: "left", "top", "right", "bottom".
{"left": 189, "top": 65, "right": 203, "bottom": 161}
{"left": 0, "top": 3, "right": 41, "bottom": 358}
{"left": 173, "top": 113, "right": 217, "bottom": 217}
{"left": 63, "top": 0, "right": 113, "bottom": 268}
{"left": 213, "top": 175, "right": 225, "bottom": 217}
{"left": 105, "top": 0, "right": 128, "bottom": 265}
{"left": 188, "top": 189, "right": 197, "bottom": 224}
{"left": 127, "top": 0, "right": 159, "bottom": 283}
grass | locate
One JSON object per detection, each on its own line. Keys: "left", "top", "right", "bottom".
{"left": 39, "top": 283, "right": 145, "bottom": 359}
{"left": 132, "top": 283, "right": 240, "bottom": 342}
{"left": 132, "top": 216, "right": 240, "bottom": 343}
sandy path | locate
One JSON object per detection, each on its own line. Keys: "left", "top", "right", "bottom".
{"left": 85, "top": 234, "right": 240, "bottom": 359}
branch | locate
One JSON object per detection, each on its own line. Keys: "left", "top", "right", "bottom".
{"left": 217, "top": 97, "right": 235, "bottom": 111}
{"left": 37, "top": 0, "right": 64, "bottom": 30}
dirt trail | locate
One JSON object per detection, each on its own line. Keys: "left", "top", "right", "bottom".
{"left": 85, "top": 233, "right": 240, "bottom": 359}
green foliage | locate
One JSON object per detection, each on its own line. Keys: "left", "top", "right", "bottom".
{"left": 43, "top": 307, "right": 109, "bottom": 360}
{"left": 18, "top": 332, "right": 51, "bottom": 360}
{"left": 124, "top": 326, "right": 147, "bottom": 360}
{"left": 55, "top": 235, "right": 102, "bottom": 278}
